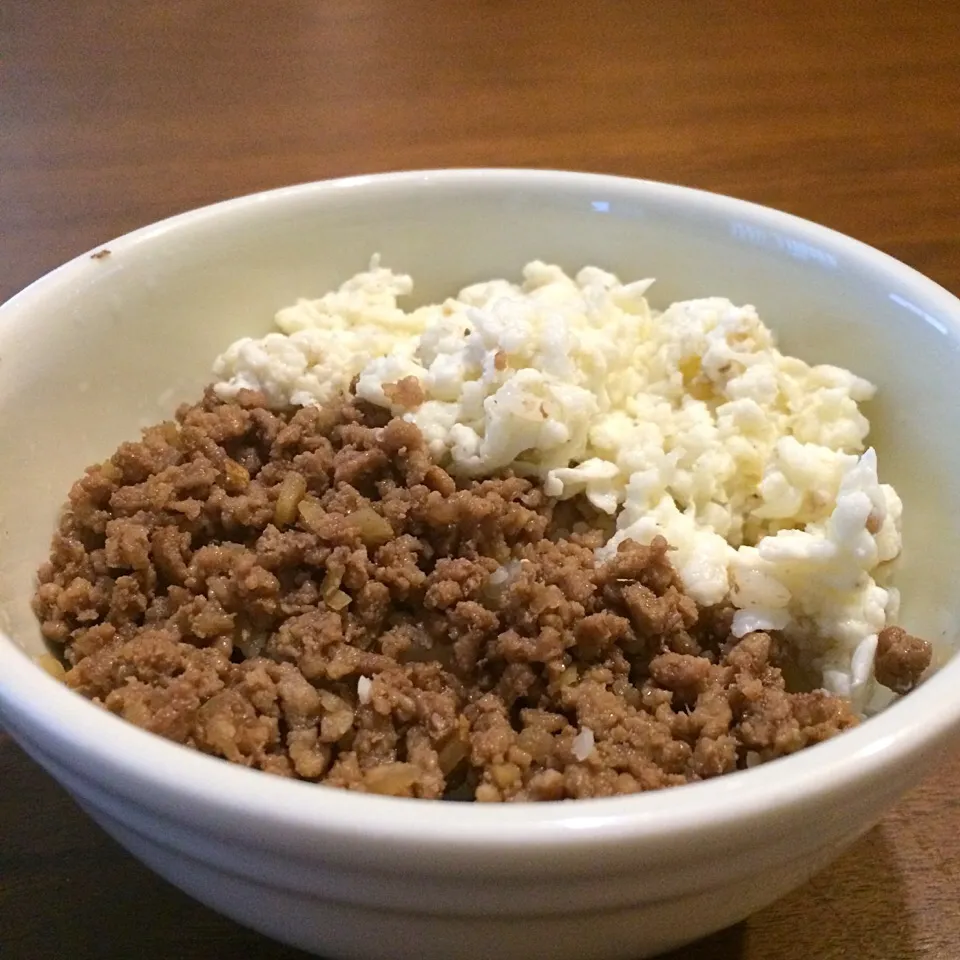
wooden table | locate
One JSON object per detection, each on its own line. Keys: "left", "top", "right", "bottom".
{"left": 2, "top": 2, "right": 959, "bottom": 957}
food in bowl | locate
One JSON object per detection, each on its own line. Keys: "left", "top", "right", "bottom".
{"left": 32, "top": 260, "right": 932, "bottom": 801}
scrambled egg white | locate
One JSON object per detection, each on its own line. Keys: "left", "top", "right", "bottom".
{"left": 214, "top": 259, "right": 903, "bottom": 710}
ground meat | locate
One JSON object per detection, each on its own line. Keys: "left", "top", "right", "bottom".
{"left": 34, "top": 387, "right": 905, "bottom": 801}
{"left": 874, "top": 626, "right": 932, "bottom": 695}
{"left": 382, "top": 376, "right": 426, "bottom": 410}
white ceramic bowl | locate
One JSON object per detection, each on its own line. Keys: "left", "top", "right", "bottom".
{"left": 2, "top": 170, "right": 960, "bottom": 960}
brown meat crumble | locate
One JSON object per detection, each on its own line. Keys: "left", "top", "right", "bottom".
{"left": 33, "top": 389, "right": 930, "bottom": 801}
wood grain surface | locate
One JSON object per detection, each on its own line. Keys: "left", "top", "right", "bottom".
{"left": 1, "top": 2, "right": 959, "bottom": 958}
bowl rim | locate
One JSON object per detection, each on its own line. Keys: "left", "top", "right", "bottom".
{"left": 2, "top": 166, "right": 960, "bottom": 859}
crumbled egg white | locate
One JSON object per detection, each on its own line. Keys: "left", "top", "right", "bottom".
{"left": 213, "top": 262, "right": 424, "bottom": 407}
{"left": 213, "top": 259, "right": 903, "bottom": 709}
{"left": 572, "top": 727, "right": 596, "bottom": 762}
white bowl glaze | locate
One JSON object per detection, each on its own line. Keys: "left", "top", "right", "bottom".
{"left": 1, "top": 170, "right": 959, "bottom": 960}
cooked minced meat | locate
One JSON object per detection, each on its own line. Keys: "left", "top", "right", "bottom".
{"left": 874, "top": 626, "right": 932, "bottom": 696}
{"left": 35, "top": 388, "right": 877, "bottom": 801}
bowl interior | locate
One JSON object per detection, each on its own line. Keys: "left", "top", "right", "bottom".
{"left": 2, "top": 171, "right": 959, "bottom": 668}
